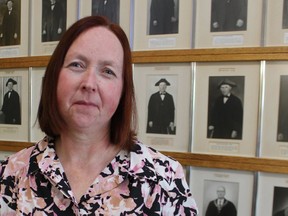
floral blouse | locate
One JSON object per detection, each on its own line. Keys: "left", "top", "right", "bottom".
{"left": 0, "top": 137, "right": 198, "bottom": 215}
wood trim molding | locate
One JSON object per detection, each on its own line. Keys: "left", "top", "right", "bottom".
{"left": 162, "top": 151, "right": 288, "bottom": 174}
{"left": 0, "top": 46, "right": 288, "bottom": 69}
{"left": 0, "top": 140, "right": 287, "bottom": 174}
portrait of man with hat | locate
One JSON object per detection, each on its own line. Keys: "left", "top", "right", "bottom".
{"left": 0, "top": 77, "right": 21, "bottom": 124}
{"left": 146, "top": 78, "right": 175, "bottom": 134}
{"left": 208, "top": 77, "right": 243, "bottom": 139}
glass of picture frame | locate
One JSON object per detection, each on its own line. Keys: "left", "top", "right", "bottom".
{"left": 78, "top": 0, "right": 131, "bottom": 42}
{"left": 260, "top": 61, "right": 288, "bottom": 159}
{"left": 256, "top": 172, "right": 288, "bottom": 216}
{"left": 132, "top": 0, "right": 193, "bottom": 50}
{"left": 190, "top": 166, "right": 255, "bottom": 216}
{"left": 29, "top": 0, "right": 78, "bottom": 56}
{"left": 0, "top": 0, "right": 29, "bottom": 57}
{"left": 29, "top": 67, "right": 45, "bottom": 142}
{"left": 194, "top": 0, "right": 263, "bottom": 48}
{"left": 191, "top": 62, "right": 260, "bottom": 157}
{"left": 0, "top": 68, "right": 29, "bottom": 141}
{"left": 133, "top": 63, "right": 192, "bottom": 152}
{"left": 264, "top": 0, "right": 288, "bottom": 46}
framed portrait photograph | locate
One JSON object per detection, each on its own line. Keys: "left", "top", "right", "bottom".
{"left": 194, "top": 0, "right": 263, "bottom": 48}
{"left": 29, "top": 67, "right": 45, "bottom": 143}
{"left": 260, "top": 61, "right": 288, "bottom": 159}
{"left": 78, "top": 0, "right": 131, "bottom": 40}
{"left": 133, "top": 63, "right": 192, "bottom": 152}
{"left": 0, "top": 69, "right": 29, "bottom": 141}
{"left": 132, "top": 0, "right": 193, "bottom": 50}
{"left": 30, "top": 0, "right": 78, "bottom": 56}
{"left": 190, "top": 167, "right": 254, "bottom": 216}
{"left": 256, "top": 172, "right": 288, "bottom": 216}
{"left": 192, "top": 62, "right": 260, "bottom": 156}
{"left": 0, "top": 0, "right": 29, "bottom": 57}
{"left": 264, "top": 0, "right": 288, "bottom": 46}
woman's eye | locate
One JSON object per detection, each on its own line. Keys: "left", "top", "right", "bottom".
{"left": 69, "top": 62, "right": 83, "bottom": 68}
{"left": 104, "top": 68, "right": 116, "bottom": 76}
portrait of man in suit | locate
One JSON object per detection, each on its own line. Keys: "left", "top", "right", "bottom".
{"left": 277, "top": 75, "right": 288, "bottom": 142}
{"left": 92, "top": 0, "right": 120, "bottom": 24}
{"left": 283, "top": 0, "right": 288, "bottom": 29}
{"left": 205, "top": 185, "right": 237, "bottom": 216}
{"left": 0, "top": 77, "right": 21, "bottom": 124}
{"left": 146, "top": 78, "right": 176, "bottom": 135}
{"left": 210, "top": 0, "right": 247, "bottom": 32}
{"left": 42, "top": 0, "right": 66, "bottom": 42}
{"left": 0, "top": 0, "right": 20, "bottom": 46}
{"left": 204, "top": 180, "right": 239, "bottom": 216}
{"left": 272, "top": 186, "right": 288, "bottom": 216}
{"left": 207, "top": 76, "right": 244, "bottom": 139}
{"left": 148, "top": 0, "right": 179, "bottom": 35}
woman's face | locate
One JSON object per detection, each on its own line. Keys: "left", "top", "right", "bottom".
{"left": 57, "top": 26, "right": 124, "bottom": 133}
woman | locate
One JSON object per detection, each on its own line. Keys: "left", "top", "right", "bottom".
{"left": 0, "top": 16, "right": 198, "bottom": 215}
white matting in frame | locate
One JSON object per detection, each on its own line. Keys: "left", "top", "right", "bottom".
{"left": 0, "top": 0, "right": 29, "bottom": 57}
{"left": 30, "top": 67, "right": 45, "bottom": 143}
{"left": 0, "top": 151, "right": 13, "bottom": 161}
{"left": 194, "top": 0, "right": 263, "bottom": 48}
{"left": 0, "top": 69, "right": 29, "bottom": 141}
{"left": 190, "top": 167, "right": 254, "bottom": 216}
{"left": 78, "top": 0, "right": 131, "bottom": 40}
{"left": 256, "top": 172, "right": 288, "bottom": 216}
{"left": 133, "top": 63, "right": 191, "bottom": 152}
{"left": 260, "top": 61, "right": 288, "bottom": 159}
{"left": 132, "top": 0, "right": 193, "bottom": 51}
{"left": 264, "top": 0, "right": 288, "bottom": 46}
{"left": 30, "top": 0, "right": 78, "bottom": 56}
{"left": 192, "top": 62, "right": 260, "bottom": 156}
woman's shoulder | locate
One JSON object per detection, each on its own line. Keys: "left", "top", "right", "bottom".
{"left": 131, "top": 141, "right": 184, "bottom": 179}
{"left": 133, "top": 141, "right": 177, "bottom": 161}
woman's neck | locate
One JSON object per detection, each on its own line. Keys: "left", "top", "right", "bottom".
{"left": 54, "top": 134, "right": 121, "bottom": 203}
{"left": 55, "top": 131, "right": 116, "bottom": 164}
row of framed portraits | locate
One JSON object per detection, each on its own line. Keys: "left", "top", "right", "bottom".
{"left": 1, "top": 61, "right": 288, "bottom": 160}
{"left": 189, "top": 166, "right": 288, "bottom": 216}
{"left": 2, "top": 0, "right": 288, "bottom": 58}
{"left": 135, "top": 60, "right": 288, "bottom": 160}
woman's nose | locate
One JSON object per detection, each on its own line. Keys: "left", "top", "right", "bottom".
{"left": 80, "top": 68, "right": 97, "bottom": 92}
